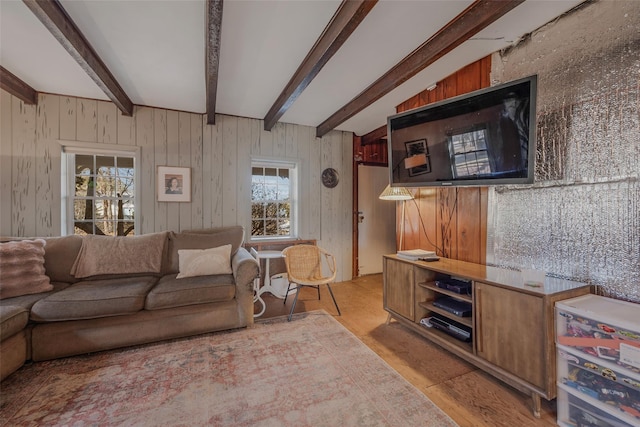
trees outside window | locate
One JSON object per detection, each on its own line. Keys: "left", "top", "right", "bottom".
{"left": 251, "top": 161, "right": 296, "bottom": 239}
{"left": 64, "top": 148, "right": 138, "bottom": 236}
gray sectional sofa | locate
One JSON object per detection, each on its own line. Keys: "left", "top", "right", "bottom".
{"left": 0, "top": 226, "right": 259, "bottom": 381}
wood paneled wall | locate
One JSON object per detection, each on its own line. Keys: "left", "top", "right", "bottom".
{"left": 396, "top": 57, "right": 491, "bottom": 264}
{"left": 353, "top": 134, "right": 388, "bottom": 166}
{"left": 0, "top": 91, "right": 354, "bottom": 280}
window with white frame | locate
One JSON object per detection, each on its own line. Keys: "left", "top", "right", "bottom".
{"left": 250, "top": 160, "right": 297, "bottom": 239}
{"left": 448, "top": 125, "right": 491, "bottom": 178}
{"left": 62, "top": 145, "right": 139, "bottom": 236}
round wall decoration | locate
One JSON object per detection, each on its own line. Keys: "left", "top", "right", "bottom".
{"left": 321, "top": 168, "right": 339, "bottom": 188}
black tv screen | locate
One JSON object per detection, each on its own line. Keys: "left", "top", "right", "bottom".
{"left": 387, "top": 75, "right": 537, "bottom": 187}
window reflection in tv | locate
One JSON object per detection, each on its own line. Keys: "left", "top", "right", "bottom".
{"left": 387, "top": 75, "right": 536, "bottom": 187}
{"left": 449, "top": 125, "right": 491, "bottom": 178}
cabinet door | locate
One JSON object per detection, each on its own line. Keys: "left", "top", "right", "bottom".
{"left": 383, "top": 258, "right": 414, "bottom": 321}
{"left": 475, "top": 282, "right": 546, "bottom": 389}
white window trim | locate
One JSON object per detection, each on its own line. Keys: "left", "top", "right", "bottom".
{"left": 250, "top": 157, "right": 299, "bottom": 241}
{"left": 59, "top": 141, "right": 141, "bottom": 236}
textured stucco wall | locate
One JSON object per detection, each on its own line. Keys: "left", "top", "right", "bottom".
{"left": 488, "top": 0, "right": 640, "bottom": 302}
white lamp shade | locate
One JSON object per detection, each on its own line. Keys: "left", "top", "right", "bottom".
{"left": 379, "top": 185, "right": 413, "bottom": 201}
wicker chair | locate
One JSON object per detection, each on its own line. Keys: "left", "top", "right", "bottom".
{"left": 282, "top": 245, "right": 341, "bottom": 321}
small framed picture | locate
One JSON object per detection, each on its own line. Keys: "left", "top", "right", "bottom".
{"left": 404, "top": 139, "right": 431, "bottom": 176}
{"left": 157, "top": 166, "right": 191, "bottom": 202}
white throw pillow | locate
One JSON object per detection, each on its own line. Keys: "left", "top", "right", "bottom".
{"left": 176, "top": 244, "right": 232, "bottom": 279}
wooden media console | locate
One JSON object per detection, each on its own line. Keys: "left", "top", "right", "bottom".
{"left": 383, "top": 255, "right": 592, "bottom": 417}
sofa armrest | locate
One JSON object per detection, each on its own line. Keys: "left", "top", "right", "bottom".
{"left": 231, "top": 247, "right": 259, "bottom": 326}
{"left": 231, "top": 247, "right": 259, "bottom": 291}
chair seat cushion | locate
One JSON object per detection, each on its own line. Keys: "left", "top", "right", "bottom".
{"left": 145, "top": 274, "right": 235, "bottom": 310}
{"left": 0, "top": 305, "right": 29, "bottom": 341}
{"left": 30, "top": 277, "right": 158, "bottom": 322}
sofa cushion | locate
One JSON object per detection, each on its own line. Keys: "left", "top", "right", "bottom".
{"left": 0, "top": 305, "right": 29, "bottom": 341}
{"left": 0, "top": 282, "right": 70, "bottom": 311}
{"left": 30, "top": 276, "right": 158, "bottom": 322}
{"left": 43, "top": 235, "right": 83, "bottom": 284}
{"left": 71, "top": 232, "right": 168, "bottom": 279}
{"left": 145, "top": 273, "right": 235, "bottom": 310}
{"left": 0, "top": 239, "right": 53, "bottom": 299}
{"left": 166, "top": 227, "right": 243, "bottom": 274}
{"left": 182, "top": 226, "right": 244, "bottom": 255}
{"left": 176, "top": 245, "right": 232, "bottom": 279}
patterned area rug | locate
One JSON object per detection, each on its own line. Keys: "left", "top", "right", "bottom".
{"left": 1, "top": 310, "right": 458, "bottom": 426}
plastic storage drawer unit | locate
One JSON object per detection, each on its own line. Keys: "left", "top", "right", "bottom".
{"left": 556, "top": 295, "right": 640, "bottom": 372}
{"left": 557, "top": 344, "right": 640, "bottom": 424}
{"left": 555, "top": 294, "right": 640, "bottom": 427}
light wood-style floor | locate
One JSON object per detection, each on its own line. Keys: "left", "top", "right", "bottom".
{"left": 257, "top": 274, "right": 557, "bottom": 427}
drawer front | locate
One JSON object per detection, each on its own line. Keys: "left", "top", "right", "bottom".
{"left": 556, "top": 296, "right": 640, "bottom": 371}
{"left": 557, "top": 382, "right": 637, "bottom": 427}
{"left": 557, "top": 344, "right": 640, "bottom": 423}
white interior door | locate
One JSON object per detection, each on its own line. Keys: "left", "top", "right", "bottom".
{"left": 357, "top": 165, "right": 396, "bottom": 276}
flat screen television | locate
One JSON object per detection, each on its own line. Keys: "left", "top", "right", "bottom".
{"left": 387, "top": 75, "right": 537, "bottom": 187}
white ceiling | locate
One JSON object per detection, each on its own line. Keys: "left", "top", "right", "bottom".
{"left": 0, "top": 0, "right": 585, "bottom": 136}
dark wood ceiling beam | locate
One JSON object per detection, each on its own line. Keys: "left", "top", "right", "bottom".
{"left": 263, "top": 0, "right": 377, "bottom": 131}
{"left": 0, "top": 66, "right": 38, "bottom": 105}
{"left": 361, "top": 124, "right": 387, "bottom": 146}
{"left": 23, "top": 0, "right": 133, "bottom": 116}
{"left": 315, "top": 0, "right": 524, "bottom": 138}
{"left": 206, "top": 0, "right": 223, "bottom": 125}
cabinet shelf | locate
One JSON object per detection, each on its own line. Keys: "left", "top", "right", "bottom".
{"left": 416, "top": 319, "right": 473, "bottom": 352}
{"left": 419, "top": 301, "right": 473, "bottom": 329}
{"left": 419, "top": 282, "right": 472, "bottom": 303}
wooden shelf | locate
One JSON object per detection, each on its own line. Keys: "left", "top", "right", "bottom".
{"left": 416, "top": 320, "right": 472, "bottom": 352}
{"left": 419, "top": 282, "right": 472, "bottom": 303}
{"left": 419, "top": 301, "right": 473, "bottom": 328}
